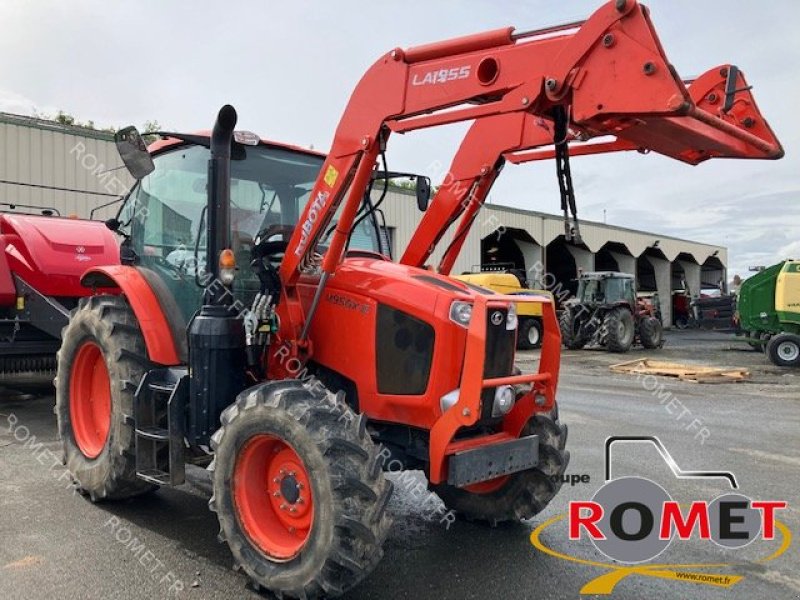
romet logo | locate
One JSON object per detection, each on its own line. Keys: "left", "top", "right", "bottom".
{"left": 294, "top": 190, "right": 329, "bottom": 257}
{"left": 572, "top": 437, "right": 786, "bottom": 561}
{"left": 530, "top": 436, "right": 791, "bottom": 594}
{"left": 411, "top": 66, "right": 470, "bottom": 86}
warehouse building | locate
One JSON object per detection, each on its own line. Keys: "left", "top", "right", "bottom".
{"left": 1, "top": 111, "right": 726, "bottom": 327}
{"left": 0, "top": 111, "right": 132, "bottom": 221}
{"left": 380, "top": 192, "right": 727, "bottom": 328}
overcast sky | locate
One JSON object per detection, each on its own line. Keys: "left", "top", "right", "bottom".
{"left": 1, "top": 0, "right": 797, "bottom": 277}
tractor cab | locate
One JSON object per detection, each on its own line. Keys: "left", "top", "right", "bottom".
{"left": 111, "top": 133, "right": 387, "bottom": 324}
{"left": 575, "top": 272, "right": 636, "bottom": 308}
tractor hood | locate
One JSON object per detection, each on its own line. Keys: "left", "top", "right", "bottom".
{"left": 0, "top": 214, "right": 120, "bottom": 299}
{"left": 329, "top": 256, "right": 493, "bottom": 309}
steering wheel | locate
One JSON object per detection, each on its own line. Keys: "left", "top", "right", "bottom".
{"left": 253, "top": 224, "right": 295, "bottom": 265}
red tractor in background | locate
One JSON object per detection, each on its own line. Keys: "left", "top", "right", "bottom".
{"left": 559, "top": 271, "right": 663, "bottom": 352}
{"left": 55, "top": 2, "right": 782, "bottom": 598}
{"left": 0, "top": 206, "right": 118, "bottom": 383}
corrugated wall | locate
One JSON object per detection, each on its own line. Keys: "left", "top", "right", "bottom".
{"left": 0, "top": 115, "right": 133, "bottom": 221}
{"left": 381, "top": 188, "right": 726, "bottom": 271}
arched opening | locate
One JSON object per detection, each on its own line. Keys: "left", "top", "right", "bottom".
{"left": 480, "top": 227, "right": 542, "bottom": 286}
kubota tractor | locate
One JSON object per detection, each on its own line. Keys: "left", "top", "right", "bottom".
{"left": 559, "top": 271, "right": 663, "bottom": 352}
{"left": 55, "top": 2, "right": 782, "bottom": 597}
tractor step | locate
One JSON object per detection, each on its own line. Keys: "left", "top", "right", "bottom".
{"left": 136, "top": 469, "right": 174, "bottom": 486}
{"left": 135, "top": 426, "right": 170, "bottom": 442}
{"left": 134, "top": 367, "right": 188, "bottom": 487}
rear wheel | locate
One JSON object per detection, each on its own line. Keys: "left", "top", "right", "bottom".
{"left": 766, "top": 333, "right": 800, "bottom": 367}
{"left": 431, "top": 403, "right": 569, "bottom": 524}
{"left": 210, "top": 381, "right": 392, "bottom": 599}
{"left": 518, "top": 318, "right": 543, "bottom": 350}
{"left": 55, "top": 295, "right": 155, "bottom": 501}
{"left": 604, "top": 307, "right": 635, "bottom": 353}
{"left": 639, "top": 316, "right": 663, "bottom": 349}
{"left": 559, "top": 309, "right": 586, "bottom": 350}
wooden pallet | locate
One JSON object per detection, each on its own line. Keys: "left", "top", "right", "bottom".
{"left": 610, "top": 359, "right": 750, "bottom": 383}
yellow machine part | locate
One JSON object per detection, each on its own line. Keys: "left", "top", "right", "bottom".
{"left": 453, "top": 273, "right": 548, "bottom": 317}
{"left": 776, "top": 260, "right": 800, "bottom": 321}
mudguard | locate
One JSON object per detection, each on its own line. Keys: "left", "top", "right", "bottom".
{"left": 81, "top": 265, "right": 181, "bottom": 366}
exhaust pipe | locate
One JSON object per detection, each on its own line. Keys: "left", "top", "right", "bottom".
{"left": 189, "top": 104, "right": 247, "bottom": 444}
{"left": 206, "top": 104, "right": 237, "bottom": 304}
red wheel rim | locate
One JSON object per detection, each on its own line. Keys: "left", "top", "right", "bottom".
{"left": 69, "top": 341, "right": 112, "bottom": 459}
{"left": 233, "top": 435, "right": 314, "bottom": 561}
{"left": 464, "top": 475, "right": 509, "bottom": 495}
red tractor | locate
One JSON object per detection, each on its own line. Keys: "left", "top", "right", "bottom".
{"left": 559, "top": 271, "right": 663, "bottom": 352}
{"left": 55, "top": 2, "right": 781, "bottom": 597}
{"left": 0, "top": 206, "right": 118, "bottom": 383}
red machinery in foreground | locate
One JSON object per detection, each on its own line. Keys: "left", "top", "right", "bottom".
{"left": 0, "top": 208, "right": 118, "bottom": 380}
{"left": 56, "top": 2, "right": 781, "bottom": 598}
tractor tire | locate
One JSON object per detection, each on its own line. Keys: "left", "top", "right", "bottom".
{"left": 639, "top": 316, "right": 663, "bottom": 349}
{"left": 518, "top": 318, "right": 543, "bottom": 350}
{"left": 210, "top": 381, "right": 392, "bottom": 599}
{"left": 55, "top": 295, "right": 156, "bottom": 501}
{"left": 559, "top": 309, "right": 586, "bottom": 350}
{"left": 766, "top": 333, "right": 800, "bottom": 368}
{"left": 603, "top": 307, "right": 635, "bottom": 353}
{"left": 430, "top": 403, "right": 569, "bottom": 525}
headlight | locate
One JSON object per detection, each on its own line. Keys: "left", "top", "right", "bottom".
{"left": 506, "top": 303, "right": 518, "bottom": 330}
{"left": 440, "top": 389, "right": 460, "bottom": 413}
{"left": 449, "top": 301, "right": 473, "bottom": 327}
{"left": 492, "top": 385, "right": 515, "bottom": 417}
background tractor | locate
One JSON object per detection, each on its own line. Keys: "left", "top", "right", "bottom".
{"left": 53, "top": 2, "right": 782, "bottom": 598}
{"left": 454, "top": 272, "right": 550, "bottom": 349}
{"left": 737, "top": 259, "right": 800, "bottom": 367}
{"left": 559, "top": 272, "right": 663, "bottom": 352}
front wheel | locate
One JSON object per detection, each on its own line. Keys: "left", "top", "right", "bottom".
{"left": 766, "top": 333, "right": 800, "bottom": 368}
{"left": 210, "top": 381, "right": 392, "bottom": 599}
{"left": 431, "top": 404, "right": 569, "bottom": 524}
{"left": 518, "top": 318, "right": 543, "bottom": 350}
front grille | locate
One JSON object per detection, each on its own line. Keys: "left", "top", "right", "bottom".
{"left": 376, "top": 305, "right": 435, "bottom": 395}
{"left": 480, "top": 308, "right": 515, "bottom": 421}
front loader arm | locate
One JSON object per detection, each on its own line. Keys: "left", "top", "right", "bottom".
{"left": 402, "top": 61, "right": 783, "bottom": 274}
{"left": 278, "top": 0, "right": 783, "bottom": 345}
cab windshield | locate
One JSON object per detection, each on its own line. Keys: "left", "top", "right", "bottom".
{"left": 119, "top": 143, "right": 382, "bottom": 321}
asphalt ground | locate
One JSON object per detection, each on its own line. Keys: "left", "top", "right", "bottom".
{"left": 1, "top": 330, "right": 798, "bottom": 599}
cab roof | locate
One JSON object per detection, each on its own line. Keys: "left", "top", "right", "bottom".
{"left": 147, "top": 130, "right": 326, "bottom": 158}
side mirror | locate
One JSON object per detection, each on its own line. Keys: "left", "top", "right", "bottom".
{"left": 115, "top": 126, "right": 155, "bottom": 180}
{"left": 416, "top": 176, "right": 431, "bottom": 212}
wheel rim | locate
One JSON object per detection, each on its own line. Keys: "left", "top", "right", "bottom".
{"left": 69, "top": 341, "right": 112, "bottom": 459}
{"left": 777, "top": 341, "right": 800, "bottom": 363}
{"left": 527, "top": 324, "right": 540, "bottom": 346}
{"left": 465, "top": 475, "right": 509, "bottom": 494}
{"left": 233, "top": 434, "right": 314, "bottom": 561}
